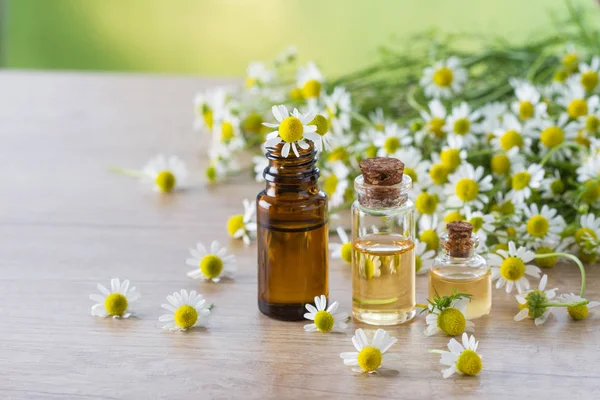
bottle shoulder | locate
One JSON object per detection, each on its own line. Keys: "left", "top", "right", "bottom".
{"left": 432, "top": 253, "right": 488, "bottom": 269}
{"left": 352, "top": 199, "right": 414, "bottom": 216}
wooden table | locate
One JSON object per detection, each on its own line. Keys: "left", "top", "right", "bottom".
{"left": 1, "top": 71, "right": 598, "bottom": 400}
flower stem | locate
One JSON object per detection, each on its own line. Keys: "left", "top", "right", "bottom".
{"left": 534, "top": 252, "right": 586, "bottom": 297}
{"left": 428, "top": 349, "right": 444, "bottom": 354}
{"left": 540, "top": 142, "right": 580, "bottom": 166}
{"left": 207, "top": 303, "right": 214, "bottom": 310}
{"left": 108, "top": 166, "right": 145, "bottom": 178}
{"left": 543, "top": 300, "right": 589, "bottom": 308}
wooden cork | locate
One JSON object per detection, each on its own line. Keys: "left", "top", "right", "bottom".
{"left": 359, "top": 157, "right": 404, "bottom": 186}
{"left": 445, "top": 221, "right": 474, "bottom": 258}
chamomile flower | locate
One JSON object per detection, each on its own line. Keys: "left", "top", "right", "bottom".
{"left": 533, "top": 239, "right": 571, "bottom": 268}
{"left": 444, "top": 102, "right": 481, "bottom": 148}
{"left": 329, "top": 226, "right": 352, "bottom": 264}
{"left": 226, "top": 199, "right": 257, "bottom": 245}
{"left": 415, "top": 191, "right": 441, "bottom": 215}
{"left": 560, "top": 43, "right": 580, "bottom": 73}
{"left": 212, "top": 112, "right": 245, "bottom": 151}
{"left": 479, "top": 101, "right": 507, "bottom": 133}
{"left": 297, "top": 61, "right": 323, "bottom": 99}
{"left": 559, "top": 293, "right": 600, "bottom": 320}
{"left": 358, "top": 253, "right": 381, "bottom": 280}
{"left": 392, "top": 147, "right": 431, "bottom": 196}
{"left": 418, "top": 99, "right": 447, "bottom": 140}
{"left": 557, "top": 79, "right": 599, "bottom": 119}
{"left": 419, "top": 213, "right": 444, "bottom": 251}
{"left": 307, "top": 113, "right": 333, "bottom": 152}
{"left": 303, "top": 295, "right": 348, "bottom": 333}
{"left": 424, "top": 297, "right": 475, "bottom": 337}
{"left": 579, "top": 107, "right": 600, "bottom": 139}
{"left": 324, "top": 86, "right": 352, "bottom": 136}
{"left": 415, "top": 239, "right": 435, "bottom": 275}
{"left": 489, "top": 147, "right": 526, "bottom": 177}
{"left": 489, "top": 241, "right": 541, "bottom": 294}
{"left": 465, "top": 210, "right": 495, "bottom": 243}
{"left": 263, "top": 105, "right": 319, "bottom": 158}
{"left": 491, "top": 113, "right": 532, "bottom": 152}
{"left": 444, "top": 163, "right": 493, "bottom": 212}
{"left": 438, "top": 135, "right": 468, "bottom": 172}
{"left": 514, "top": 275, "right": 557, "bottom": 326}
{"left": 431, "top": 333, "right": 482, "bottom": 378}
{"left": 535, "top": 114, "right": 579, "bottom": 161}
{"left": 576, "top": 152, "right": 600, "bottom": 183}
{"left": 373, "top": 123, "right": 412, "bottom": 156}
{"left": 340, "top": 328, "right": 398, "bottom": 373}
{"left": 420, "top": 57, "right": 468, "bottom": 99}
{"left": 90, "top": 278, "right": 139, "bottom": 319}
{"left": 540, "top": 170, "right": 565, "bottom": 199}
{"left": 141, "top": 154, "right": 188, "bottom": 193}
{"left": 193, "top": 88, "right": 228, "bottom": 131}
{"left": 576, "top": 56, "right": 600, "bottom": 92}
{"left": 521, "top": 204, "right": 566, "bottom": 245}
{"left": 369, "top": 108, "right": 389, "bottom": 131}
{"left": 159, "top": 289, "right": 211, "bottom": 331}
{"left": 274, "top": 45, "right": 297, "bottom": 65}
{"left": 252, "top": 155, "right": 268, "bottom": 183}
{"left": 574, "top": 213, "right": 600, "bottom": 258}
{"left": 245, "top": 61, "right": 274, "bottom": 88}
{"left": 322, "top": 161, "right": 350, "bottom": 208}
{"left": 507, "top": 163, "right": 545, "bottom": 204}
{"left": 509, "top": 79, "right": 547, "bottom": 123}
{"left": 186, "top": 240, "right": 236, "bottom": 282}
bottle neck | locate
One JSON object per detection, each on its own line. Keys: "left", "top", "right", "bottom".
{"left": 354, "top": 174, "right": 412, "bottom": 210}
{"left": 263, "top": 142, "right": 320, "bottom": 194}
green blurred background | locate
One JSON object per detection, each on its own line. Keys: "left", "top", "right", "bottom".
{"left": 1, "top": 0, "right": 598, "bottom": 77}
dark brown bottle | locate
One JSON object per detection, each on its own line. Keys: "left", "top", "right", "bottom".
{"left": 256, "top": 142, "right": 329, "bottom": 320}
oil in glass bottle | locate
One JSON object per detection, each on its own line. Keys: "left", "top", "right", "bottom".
{"left": 256, "top": 141, "right": 328, "bottom": 321}
{"left": 351, "top": 157, "right": 416, "bottom": 325}
{"left": 428, "top": 221, "right": 491, "bottom": 319}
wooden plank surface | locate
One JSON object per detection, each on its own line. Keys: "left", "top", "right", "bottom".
{"left": 0, "top": 71, "right": 598, "bottom": 400}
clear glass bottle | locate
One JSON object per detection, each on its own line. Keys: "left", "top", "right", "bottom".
{"left": 428, "top": 221, "right": 491, "bottom": 319}
{"left": 256, "top": 142, "right": 328, "bottom": 321}
{"left": 351, "top": 157, "right": 416, "bottom": 325}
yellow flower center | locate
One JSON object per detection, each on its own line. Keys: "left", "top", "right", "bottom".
{"left": 586, "top": 115, "right": 600, "bottom": 133}
{"left": 469, "top": 217, "right": 484, "bottom": 232}
{"left": 328, "top": 147, "right": 349, "bottom": 162}
{"left": 493, "top": 243, "right": 509, "bottom": 252}
{"left": 205, "top": 165, "right": 217, "bottom": 183}
{"left": 506, "top": 226, "right": 517, "bottom": 237}
{"left": 433, "top": 66, "right": 454, "bottom": 87}
{"left": 491, "top": 154, "right": 510, "bottom": 175}
{"left": 581, "top": 71, "right": 599, "bottom": 92}
{"left": 404, "top": 167, "right": 417, "bottom": 183}
{"left": 553, "top": 69, "right": 569, "bottom": 83}
{"left": 575, "top": 129, "right": 591, "bottom": 147}
{"left": 227, "top": 214, "right": 245, "bottom": 236}
{"left": 429, "top": 163, "right": 449, "bottom": 185}
{"left": 289, "top": 87, "right": 303, "bottom": 100}
{"left": 245, "top": 77, "right": 256, "bottom": 88}
{"left": 562, "top": 53, "right": 579, "bottom": 72}
{"left": 500, "top": 130, "right": 523, "bottom": 151}
{"left": 567, "top": 304, "right": 589, "bottom": 320}
{"left": 279, "top": 116, "right": 304, "bottom": 143}
{"left": 416, "top": 192, "right": 439, "bottom": 215}
{"left": 383, "top": 136, "right": 401, "bottom": 154}
{"left": 568, "top": 99, "right": 588, "bottom": 118}
{"left": 540, "top": 126, "right": 565, "bottom": 147}
{"left": 365, "top": 144, "right": 378, "bottom": 158}
{"left": 511, "top": 171, "right": 531, "bottom": 190}
{"left": 496, "top": 200, "right": 514, "bottom": 215}
{"left": 535, "top": 247, "right": 557, "bottom": 268}
{"left": 550, "top": 179, "right": 565, "bottom": 194}
{"left": 155, "top": 170, "right": 176, "bottom": 193}
{"left": 415, "top": 255, "right": 423, "bottom": 273}
{"left": 301, "top": 79, "right": 321, "bottom": 99}
{"left": 242, "top": 113, "right": 263, "bottom": 134}
{"left": 440, "top": 149, "right": 461, "bottom": 171}
{"left": 314, "top": 310, "right": 335, "bottom": 332}
{"left": 200, "top": 254, "right": 224, "bottom": 279}
{"left": 582, "top": 180, "right": 600, "bottom": 204}
{"left": 455, "top": 178, "right": 479, "bottom": 202}
{"left": 202, "top": 108, "right": 213, "bottom": 129}
{"left": 527, "top": 215, "right": 549, "bottom": 237}
{"left": 429, "top": 117, "right": 446, "bottom": 137}
{"left": 340, "top": 242, "right": 353, "bottom": 264}
{"left": 420, "top": 229, "right": 440, "bottom": 251}
{"left": 519, "top": 101, "right": 534, "bottom": 120}
{"left": 375, "top": 123, "right": 385, "bottom": 131}
{"left": 453, "top": 118, "right": 471, "bottom": 135}
{"left": 323, "top": 174, "right": 339, "bottom": 197}
{"left": 500, "top": 256, "right": 526, "bottom": 281}
{"left": 174, "top": 305, "right": 198, "bottom": 329}
{"left": 456, "top": 349, "right": 482, "bottom": 376}
{"left": 308, "top": 114, "right": 329, "bottom": 136}
{"left": 444, "top": 211, "right": 465, "bottom": 224}
{"left": 221, "top": 122, "right": 234, "bottom": 142}
{"left": 357, "top": 346, "right": 383, "bottom": 372}
{"left": 437, "top": 307, "right": 466, "bottom": 336}
{"left": 575, "top": 227, "right": 597, "bottom": 247}
{"left": 104, "top": 293, "right": 128, "bottom": 316}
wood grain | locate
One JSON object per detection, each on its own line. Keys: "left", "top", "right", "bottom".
{"left": 0, "top": 71, "right": 598, "bottom": 400}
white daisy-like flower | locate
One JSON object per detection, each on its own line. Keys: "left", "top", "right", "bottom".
{"left": 90, "top": 278, "right": 139, "bottom": 319}
{"left": 465, "top": 209, "right": 495, "bottom": 243}
{"left": 392, "top": 147, "right": 431, "bottom": 197}
{"left": 489, "top": 147, "right": 526, "bottom": 178}
{"left": 509, "top": 79, "right": 547, "bottom": 123}
{"left": 415, "top": 239, "right": 435, "bottom": 275}
{"left": 193, "top": 87, "right": 228, "bottom": 131}
{"left": 535, "top": 114, "right": 579, "bottom": 161}
{"left": 205, "top": 157, "right": 231, "bottom": 184}
{"left": 263, "top": 105, "right": 319, "bottom": 158}
{"left": 574, "top": 213, "right": 600, "bottom": 256}
{"left": 340, "top": 328, "right": 398, "bottom": 373}
{"left": 142, "top": 154, "right": 188, "bottom": 193}
{"left": 303, "top": 295, "right": 348, "bottom": 333}
{"left": 329, "top": 226, "right": 352, "bottom": 264}
{"left": 424, "top": 298, "right": 475, "bottom": 337}
{"left": 212, "top": 112, "right": 245, "bottom": 152}
{"left": 438, "top": 135, "right": 468, "bottom": 173}
{"left": 420, "top": 57, "right": 468, "bottom": 99}
{"left": 540, "top": 170, "right": 564, "bottom": 199}
{"left": 557, "top": 79, "right": 600, "bottom": 119}
{"left": 274, "top": 45, "right": 297, "bottom": 65}
{"left": 491, "top": 113, "right": 532, "bottom": 152}
{"left": 159, "top": 289, "right": 211, "bottom": 331}
{"left": 297, "top": 61, "right": 323, "bottom": 99}
{"left": 514, "top": 275, "right": 558, "bottom": 326}
{"left": 252, "top": 155, "right": 268, "bottom": 183}
{"left": 186, "top": 240, "right": 236, "bottom": 282}
{"left": 576, "top": 152, "right": 600, "bottom": 183}
{"left": 559, "top": 293, "right": 600, "bottom": 320}
{"left": 245, "top": 61, "right": 274, "bottom": 87}
{"left": 531, "top": 238, "right": 572, "bottom": 268}
{"left": 507, "top": 163, "right": 545, "bottom": 204}
{"left": 489, "top": 241, "right": 541, "bottom": 294}
{"left": 444, "top": 163, "right": 493, "bottom": 212}
{"left": 417, "top": 99, "right": 447, "bottom": 141}
{"left": 304, "top": 112, "right": 334, "bottom": 152}
{"left": 322, "top": 161, "right": 350, "bottom": 208}
{"left": 577, "top": 56, "right": 600, "bottom": 92}
{"left": 433, "top": 333, "right": 482, "bottom": 378}
{"left": 226, "top": 199, "right": 257, "bottom": 245}
{"left": 369, "top": 107, "right": 389, "bottom": 131}
{"left": 479, "top": 101, "right": 507, "bottom": 133}
{"left": 373, "top": 123, "right": 412, "bottom": 156}
{"left": 419, "top": 213, "right": 444, "bottom": 252}
{"left": 443, "top": 102, "right": 481, "bottom": 148}
{"left": 560, "top": 43, "right": 580, "bottom": 73}
{"left": 521, "top": 203, "right": 566, "bottom": 245}
{"left": 324, "top": 86, "right": 352, "bottom": 136}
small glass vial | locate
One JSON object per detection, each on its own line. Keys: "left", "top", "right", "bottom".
{"left": 428, "top": 221, "right": 491, "bottom": 319}
{"left": 351, "top": 157, "right": 416, "bottom": 325}
{"left": 256, "top": 141, "right": 328, "bottom": 321}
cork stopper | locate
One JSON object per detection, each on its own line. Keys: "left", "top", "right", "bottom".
{"left": 359, "top": 157, "right": 405, "bottom": 186}
{"left": 445, "top": 221, "right": 474, "bottom": 257}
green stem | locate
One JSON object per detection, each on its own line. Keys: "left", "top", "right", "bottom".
{"left": 108, "top": 166, "right": 146, "bottom": 178}
{"left": 534, "top": 252, "right": 586, "bottom": 297}
{"left": 350, "top": 111, "right": 373, "bottom": 127}
{"left": 406, "top": 86, "right": 426, "bottom": 114}
{"left": 543, "top": 300, "right": 589, "bottom": 308}
{"left": 207, "top": 303, "right": 214, "bottom": 310}
{"left": 415, "top": 303, "right": 428, "bottom": 309}
{"left": 428, "top": 349, "right": 444, "bottom": 354}
{"left": 540, "top": 142, "right": 580, "bottom": 166}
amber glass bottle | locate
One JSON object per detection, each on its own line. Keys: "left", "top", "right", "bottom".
{"left": 256, "top": 142, "right": 329, "bottom": 321}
